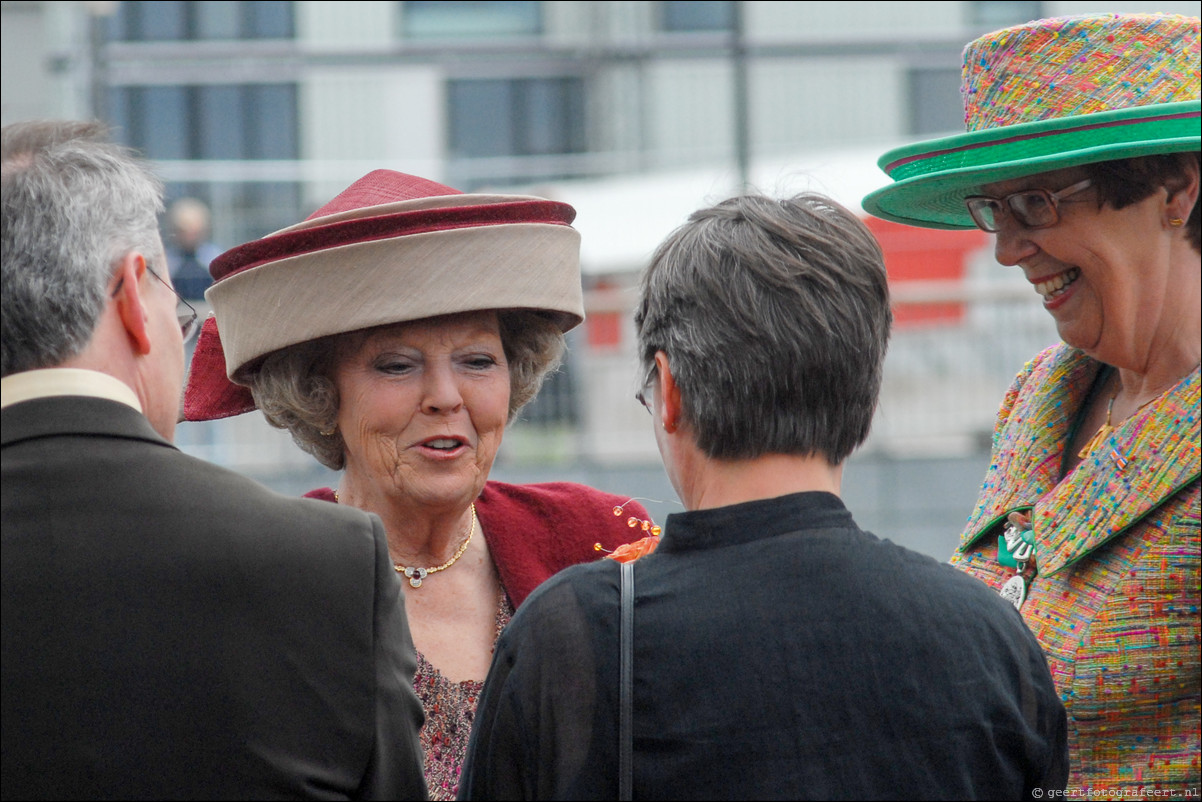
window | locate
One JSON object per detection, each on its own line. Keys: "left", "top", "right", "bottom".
{"left": 908, "top": 67, "right": 964, "bottom": 136}
{"left": 110, "top": 84, "right": 298, "bottom": 160}
{"left": 968, "top": 1, "right": 1042, "bottom": 28}
{"left": 108, "top": 1, "right": 294, "bottom": 41}
{"left": 447, "top": 76, "right": 586, "bottom": 185}
{"left": 401, "top": 1, "right": 541, "bottom": 39}
{"left": 449, "top": 77, "right": 585, "bottom": 158}
{"left": 108, "top": 83, "right": 301, "bottom": 246}
{"left": 658, "top": 1, "right": 735, "bottom": 33}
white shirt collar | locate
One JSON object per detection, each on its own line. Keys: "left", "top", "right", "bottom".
{"left": 0, "top": 368, "right": 143, "bottom": 412}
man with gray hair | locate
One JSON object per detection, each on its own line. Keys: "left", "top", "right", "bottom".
{"left": 1, "top": 120, "right": 427, "bottom": 800}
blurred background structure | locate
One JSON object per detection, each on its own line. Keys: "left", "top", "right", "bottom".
{"left": 4, "top": 0, "right": 1193, "bottom": 558}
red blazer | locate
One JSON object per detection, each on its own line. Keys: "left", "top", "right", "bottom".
{"left": 308, "top": 481, "right": 652, "bottom": 607}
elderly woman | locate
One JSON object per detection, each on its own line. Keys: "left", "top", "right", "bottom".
{"left": 864, "top": 12, "right": 1200, "bottom": 790}
{"left": 183, "top": 170, "right": 648, "bottom": 800}
{"left": 458, "top": 192, "right": 1067, "bottom": 799}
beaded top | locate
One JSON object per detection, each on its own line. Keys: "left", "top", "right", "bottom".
{"left": 413, "top": 591, "right": 514, "bottom": 801}
{"left": 963, "top": 13, "right": 1201, "bottom": 131}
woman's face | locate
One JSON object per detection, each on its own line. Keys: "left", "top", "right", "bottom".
{"left": 984, "top": 166, "right": 1176, "bottom": 363}
{"left": 332, "top": 310, "right": 510, "bottom": 513}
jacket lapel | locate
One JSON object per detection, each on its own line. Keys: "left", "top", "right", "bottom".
{"left": 960, "top": 347, "right": 1101, "bottom": 548}
{"left": 959, "top": 347, "right": 1201, "bottom": 574}
{"left": 1037, "top": 366, "right": 1200, "bottom": 575}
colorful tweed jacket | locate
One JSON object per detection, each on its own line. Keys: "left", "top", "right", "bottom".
{"left": 951, "top": 344, "right": 1200, "bottom": 790}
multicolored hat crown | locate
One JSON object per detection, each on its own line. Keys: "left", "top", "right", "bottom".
{"left": 964, "top": 13, "right": 1199, "bottom": 130}
{"left": 862, "top": 13, "right": 1200, "bottom": 230}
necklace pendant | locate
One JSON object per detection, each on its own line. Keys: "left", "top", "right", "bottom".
{"left": 999, "top": 573, "right": 1027, "bottom": 610}
{"left": 404, "top": 567, "right": 428, "bottom": 588}
{"left": 391, "top": 503, "right": 477, "bottom": 590}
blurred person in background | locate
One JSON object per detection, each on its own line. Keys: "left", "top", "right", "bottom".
{"left": 864, "top": 12, "right": 1200, "bottom": 790}
{"left": 164, "top": 196, "right": 221, "bottom": 302}
{"left": 2, "top": 120, "right": 426, "bottom": 800}
{"left": 183, "top": 169, "right": 649, "bottom": 800}
{"left": 458, "top": 192, "right": 1067, "bottom": 800}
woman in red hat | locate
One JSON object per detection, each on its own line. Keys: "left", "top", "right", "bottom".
{"left": 183, "top": 170, "right": 649, "bottom": 800}
{"left": 865, "top": 12, "right": 1199, "bottom": 790}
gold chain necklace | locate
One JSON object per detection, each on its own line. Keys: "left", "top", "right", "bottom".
{"left": 1077, "top": 362, "right": 1201, "bottom": 461}
{"left": 332, "top": 491, "right": 477, "bottom": 588}
{"left": 1077, "top": 394, "right": 1158, "bottom": 460}
{"left": 394, "top": 503, "right": 477, "bottom": 588}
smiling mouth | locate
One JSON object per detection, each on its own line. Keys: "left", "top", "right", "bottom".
{"left": 422, "top": 438, "right": 465, "bottom": 451}
{"left": 1034, "top": 267, "right": 1080, "bottom": 302}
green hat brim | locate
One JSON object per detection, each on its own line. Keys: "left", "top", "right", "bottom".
{"left": 862, "top": 100, "right": 1201, "bottom": 230}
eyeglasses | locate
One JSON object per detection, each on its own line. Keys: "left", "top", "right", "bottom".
{"left": 634, "top": 365, "right": 656, "bottom": 415}
{"left": 149, "top": 268, "right": 201, "bottom": 345}
{"left": 965, "top": 178, "right": 1092, "bottom": 233}
{"left": 635, "top": 387, "right": 652, "bottom": 415}
{"left": 112, "top": 266, "right": 201, "bottom": 345}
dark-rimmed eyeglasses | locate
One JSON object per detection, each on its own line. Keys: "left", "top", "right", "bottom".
{"left": 635, "top": 387, "right": 652, "bottom": 415}
{"left": 634, "top": 365, "right": 656, "bottom": 415}
{"left": 112, "top": 267, "right": 201, "bottom": 345}
{"left": 965, "top": 178, "right": 1092, "bottom": 233}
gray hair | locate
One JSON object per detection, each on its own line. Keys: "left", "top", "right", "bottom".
{"left": 635, "top": 192, "right": 891, "bottom": 464}
{"left": 2, "top": 120, "right": 165, "bottom": 377}
{"left": 248, "top": 310, "right": 565, "bottom": 470}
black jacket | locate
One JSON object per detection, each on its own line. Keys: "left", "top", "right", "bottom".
{"left": 2, "top": 395, "right": 427, "bottom": 800}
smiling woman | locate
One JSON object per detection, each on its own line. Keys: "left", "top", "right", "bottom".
{"left": 332, "top": 312, "right": 512, "bottom": 521}
{"left": 864, "top": 12, "right": 1200, "bottom": 790}
{"left": 180, "top": 169, "right": 648, "bottom": 800}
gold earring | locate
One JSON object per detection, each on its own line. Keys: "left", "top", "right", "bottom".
{"left": 320, "top": 427, "right": 336, "bottom": 436}
{"left": 1169, "top": 217, "right": 1185, "bottom": 227}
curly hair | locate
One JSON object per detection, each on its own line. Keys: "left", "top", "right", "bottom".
{"left": 248, "top": 310, "right": 565, "bottom": 470}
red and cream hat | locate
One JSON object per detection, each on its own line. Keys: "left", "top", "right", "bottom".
{"left": 183, "top": 170, "right": 584, "bottom": 421}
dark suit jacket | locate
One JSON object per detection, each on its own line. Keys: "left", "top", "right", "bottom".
{"left": 1, "top": 395, "right": 427, "bottom": 801}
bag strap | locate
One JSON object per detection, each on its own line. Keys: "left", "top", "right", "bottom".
{"left": 619, "top": 560, "right": 634, "bottom": 801}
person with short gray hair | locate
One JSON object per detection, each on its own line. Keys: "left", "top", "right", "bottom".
{"left": 1, "top": 120, "right": 427, "bottom": 800}
{"left": 459, "top": 192, "right": 1068, "bottom": 800}
{"left": 635, "top": 192, "right": 890, "bottom": 464}
{"left": 2, "top": 120, "right": 167, "bottom": 381}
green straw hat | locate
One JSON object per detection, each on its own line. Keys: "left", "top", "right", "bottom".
{"left": 862, "top": 13, "right": 1201, "bottom": 230}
